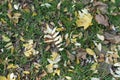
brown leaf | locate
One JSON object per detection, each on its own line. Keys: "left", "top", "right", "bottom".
{"left": 95, "top": 14, "right": 109, "bottom": 27}
{"left": 66, "top": 50, "right": 75, "bottom": 62}
{"left": 97, "top": 53, "right": 105, "bottom": 62}
{"left": 93, "top": 1, "right": 108, "bottom": 14}
{"left": 76, "top": 48, "right": 87, "bottom": 60}
{"left": 98, "top": 62, "right": 111, "bottom": 76}
{"left": 104, "top": 32, "right": 120, "bottom": 44}
{"left": 36, "top": 70, "right": 47, "bottom": 80}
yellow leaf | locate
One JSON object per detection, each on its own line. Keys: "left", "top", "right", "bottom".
{"left": 91, "top": 63, "right": 98, "bottom": 71}
{"left": 86, "top": 48, "right": 95, "bottom": 55}
{"left": 76, "top": 9, "right": 93, "bottom": 30}
{"left": 1, "top": 18, "right": 7, "bottom": 24}
{"left": 24, "top": 50, "right": 32, "bottom": 57}
{"left": 7, "top": 64, "right": 18, "bottom": 69}
{"left": 71, "top": 38, "right": 77, "bottom": 43}
{"left": 0, "top": 76, "right": 7, "bottom": 80}
{"left": 12, "top": 13, "right": 21, "bottom": 24}
{"left": 32, "top": 12, "right": 37, "bottom": 16}
{"left": 56, "top": 27, "right": 65, "bottom": 32}
{"left": 46, "top": 64, "right": 53, "bottom": 73}
{"left": 53, "top": 69, "right": 60, "bottom": 76}
{"left": 8, "top": 2, "right": 12, "bottom": 10}
{"left": 23, "top": 71, "right": 30, "bottom": 74}
{"left": 7, "top": 73, "right": 17, "bottom": 80}
{"left": 20, "top": 36, "right": 25, "bottom": 41}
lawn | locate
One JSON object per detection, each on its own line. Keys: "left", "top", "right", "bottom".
{"left": 0, "top": 0, "right": 120, "bottom": 80}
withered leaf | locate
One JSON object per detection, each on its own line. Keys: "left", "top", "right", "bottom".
{"left": 66, "top": 50, "right": 75, "bottom": 62}
{"left": 98, "top": 62, "right": 111, "bottom": 76}
{"left": 76, "top": 48, "right": 87, "bottom": 61}
{"left": 93, "top": 1, "right": 108, "bottom": 14}
{"left": 104, "top": 32, "right": 120, "bottom": 44}
{"left": 36, "top": 70, "right": 47, "bottom": 80}
{"left": 95, "top": 14, "right": 109, "bottom": 27}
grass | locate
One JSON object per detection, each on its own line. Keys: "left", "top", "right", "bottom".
{"left": 0, "top": 0, "right": 120, "bottom": 80}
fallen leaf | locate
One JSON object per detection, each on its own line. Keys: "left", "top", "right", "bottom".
{"left": 7, "top": 73, "right": 18, "bottom": 80}
{"left": 91, "top": 63, "right": 98, "bottom": 71}
{"left": 95, "top": 14, "right": 109, "bottom": 27}
{"left": 66, "top": 50, "right": 75, "bottom": 62}
{"left": 104, "top": 32, "right": 120, "bottom": 44}
{"left": 46, "top": 64, "right": 53, "bottom": 73}
{"left": 41, "top": 3, "right": 51, "bottom": 8}
{"left": 57, "top": 1, "right": 62, "bottom": 10}
{"left": 0, "top": 76, "right": 7, "bottom": 80}
{"left": 2, "top": 35, "right": 10, "bottom": 42}
{"left": 76, "top": 48, "right": 87, "bottom": 64}
{"left": 7, "top": 64, "right": 18, "bottom": 69}
{"left": 93, "top": 41, "right": 102, "bottom": 52}
{"left": 110, "top": 63, "right": 120, "bottom": 77}
{"left": 14, "top": 3, "right": 20, "bottom": 10}
{"left": 53, "top": 69, "right": 60, "bottom": 76}
{"left": 91, "top": 77, "right": 100, "bottom": 80}
{"left": 65, "top": 76, "right": 72, "bottom": 80}
{"left": 97, "top": 34, "right": 104, "bottom": 41}
{"left": 76, "top": 9, "right": 93, "bottom": 30}
{"left": 86, "top": 48, "right": 95, "bottom": 56}
{"left": 97, "top": 54, "right": 105, "bottom": 62}
{"left": 93, "top": 1, "right": 108, "bottom": 14}
{"left": 36, "top": 70, "right": 47, "bottom": 80}
{"left": 98, "top": 62, "right": 111, "bottom": 76}
{"left": 23, "top": 71, "right": 30, "bottom": 75}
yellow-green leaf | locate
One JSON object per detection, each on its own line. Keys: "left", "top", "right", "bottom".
{"left": 0, "top": 76, "right": 7, "bottom": 80}
{"left": 2, "top": 35, "right": 10, "bottom": 42}
{"left": 86, "top": 48, "right": 95, "bottom": 55}
{"left": 7, "top": 64, "right": 18, "bottom": 69}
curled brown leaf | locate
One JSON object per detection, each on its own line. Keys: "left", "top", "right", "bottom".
{"left": 104, "top": 32, "right": 120, "bottom": 44}
{"left": 95, "top": 14, "right": 109, "bottom": 27}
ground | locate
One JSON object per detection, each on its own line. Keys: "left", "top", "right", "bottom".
{"left": 0, "top": 0, "right": 120, "bottom": 80}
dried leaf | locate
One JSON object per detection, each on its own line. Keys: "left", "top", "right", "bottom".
{"left": 7, "top": 73, "right": 18, "bottom": 80}
{"left": 57, "top": 1, "right": 62, "bottom": 10}
{"left": 93, "top": 1, "right": 108, "bottom": 14}
{"left": 66, "top": 50, "right": 75, "bottom": 61}
{"left": 23, "top": 40, "right": 39, "bottom": 58}
{"left": 91, "top": 77, "right": 100, "bottom": 80}
{"left": 110, "top": 63, "right": 120, "bottom": 77}
{"left": 98, "top": 62, "right": 111, "bottom": 76}
{"left": 12, "top": 13, "right": 21, "bottom": 24}
{"left": 95, "top": 14, "right": 109, "bottom": 27}
{"left": 97, "top": 34, "right": 104, "bottom": 41}
{"left": 14, "top": 4, "right": 20, "bottom": 10}
{"left": 53, "top": 69, "right": 60, "bottom": 76}
{"left": 47, "top": 52, "right": 61, "bottom": 64}
{"left": 76, "top": 48, "right": 87, "bottom": 64}
{"left": 2, "top": 35, "right": 10, "bottom": 42}
{"left": 36, "top": 70, "right": 47, "bottom": 80}
{"left": 65, "top": 76, "right": 72, "bottom": 80}
{"left": 91, "top": 63, "right": 98, "bottom": 71}
{"left": 46, "top": 64, "right": 53, "bottom": 73}
{"left": 41, "top": 3, "right": 51, "bottom": 8}
{"left": 86, "top": 48, "right": 95, "bottom": 56}
{"left": 104, "top": 32, "right": 120, "bottom": 44}
{"left": 76, "top": 9, "right": 93, "bottom": 30}
{"left": 0, "top": 76, "right": 7, "bottom": 80}
{"left": 23, "top": 71, "right": 30, "bottom": 74}
{"left": 7, "top": 64, "right": 18, "bottom": 69}
{"left": 93, "top": 41, "right": 102, "bottom": 52}
{"left": 44, "top": 24, "right": 63, "bottom": 51}
{"left": 97, "top": 54, "right": 105, "bottom": 62}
